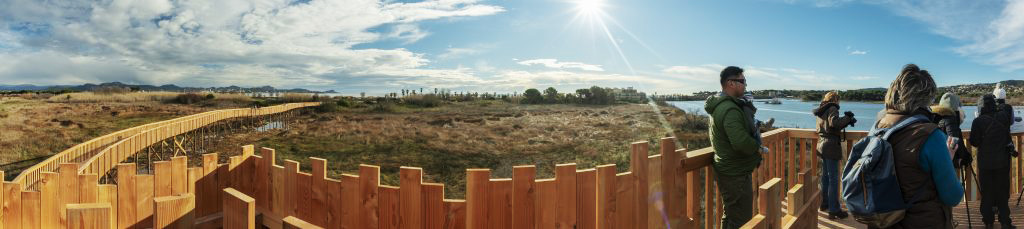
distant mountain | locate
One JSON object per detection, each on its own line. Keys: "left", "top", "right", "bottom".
{"left": 1, "top": 82, "right": 329, "bottom": 94}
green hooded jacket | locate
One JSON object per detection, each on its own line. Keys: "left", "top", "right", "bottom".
{"left": 705, "top": 93, "right": 761, "bottom": 176}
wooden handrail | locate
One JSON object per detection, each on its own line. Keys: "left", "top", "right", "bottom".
{"left": 11, "top": 102, "right": 320, "bottom": 188}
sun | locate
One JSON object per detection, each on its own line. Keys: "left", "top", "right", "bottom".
{"left": 573, "top": 0, "right": 606, "bottom": 16}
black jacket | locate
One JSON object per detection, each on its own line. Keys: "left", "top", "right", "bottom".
{"left": 971, "top": 99, "right": 1013, "bottom": 170}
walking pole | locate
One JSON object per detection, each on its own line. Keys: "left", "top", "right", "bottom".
{"left": 1015, "top": 181, "right": 1024, "bottom": 206}
{"left": 963, "top": 167, "right": 973, "bottom": 229}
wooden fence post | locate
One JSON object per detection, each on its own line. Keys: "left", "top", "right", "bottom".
{"left": 224, "top": 188, "right": 255, "bottom": 229}
{"left": 512, "top": 166, "right": 536, "bottom": 229}
{"left": 153, "top": 193, "right": 195, "bottom": 229}
{"left": 66, "top": 203, "right": 112, "bottom": 229}
{"left": 466, "top": 169, "right": 490, "bottom": 229}
{"left": 400, "top": 167, "right": 423, "bottom": 229}
{"left": 758, "top": 178, "right": 781, "bottom": 229}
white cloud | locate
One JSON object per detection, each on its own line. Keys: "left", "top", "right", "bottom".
{"left": 849, "top": 50, "right": 868, "bottom": 55}
{"left": 0, "top": 0, "right": 505, "bottom": 90}
{"left": 851, "top": 76, "right": 879, "bottom": 80}
{"left": 517, "top": 59, "right": 605, "bottom": 72}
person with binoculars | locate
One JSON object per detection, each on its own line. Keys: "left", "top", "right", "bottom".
{"left": 812, "top": 91, "right": 857, "bottom": 219}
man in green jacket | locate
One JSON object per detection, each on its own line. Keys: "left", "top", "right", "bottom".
{"left": 705, "top": 66, "right": 762, "bottom": 229}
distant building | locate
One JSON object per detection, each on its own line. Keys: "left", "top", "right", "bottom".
{"left": 608, "top": 87, "right": 647, "bottom": 103}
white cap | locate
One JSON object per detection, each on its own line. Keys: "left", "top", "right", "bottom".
{"left": 994, "top": 88, "right": 1007, "bottom": 100}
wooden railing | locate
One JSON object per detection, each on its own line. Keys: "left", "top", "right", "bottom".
{"left": 2, "top": 127, "right": 834, "bottom": 229}
{"left": 6, "top": 121, "right": 1019, "bottom": 228}
{"left": 10, "top": 102, "right": 321, "bottom": 189}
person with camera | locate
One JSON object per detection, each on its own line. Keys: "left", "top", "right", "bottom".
{"left": 971, "top": 94, "right": 1017, "bottom": 229}
{"left": 931, "top": 92, "right": 972, "bottom": 168}
{"left": 812, "top": 91, "right": 856, "bottom": 219}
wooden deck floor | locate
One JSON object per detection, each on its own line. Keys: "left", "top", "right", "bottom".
{"left": 813, "top": 200, "right": 1024, "bottom": 228}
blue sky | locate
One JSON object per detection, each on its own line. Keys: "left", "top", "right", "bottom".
{"left": 0, "top": 0, "right": 1021, "bottom": 95}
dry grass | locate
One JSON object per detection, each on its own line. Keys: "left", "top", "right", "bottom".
{"left": 206, "top": 101, "right": 677, "bottom": 198}
{"left": 47, "top": 92, "right": 253, "bottom": 103}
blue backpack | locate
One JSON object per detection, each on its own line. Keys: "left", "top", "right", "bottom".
{"left": 840, "top": 114, "right": 930, "bottom": 228}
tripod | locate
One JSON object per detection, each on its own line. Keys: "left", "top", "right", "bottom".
{"left": 963, "top": 166, "right": 975, "bottom": 229}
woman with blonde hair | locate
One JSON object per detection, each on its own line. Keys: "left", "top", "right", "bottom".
{"left": 812, "top": 91, "right": 856, "bottom": 219}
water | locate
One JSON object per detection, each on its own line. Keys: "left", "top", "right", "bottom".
{"left": 668, "top": 99, "right": 984, "bottom": 131}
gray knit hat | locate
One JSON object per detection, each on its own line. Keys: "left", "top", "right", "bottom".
{"left": 938, "top": 92, "right": 961, "bottom": 111}
{"left": 884, "top": 64, "right": 937, "bottom": 114}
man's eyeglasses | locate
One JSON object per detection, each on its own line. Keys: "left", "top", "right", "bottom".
{"left": 728, "top": 79, "right": 747, "bottom": 85}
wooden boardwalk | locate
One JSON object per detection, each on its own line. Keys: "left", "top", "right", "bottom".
{"left": 812, "top": 200, "right": 1024, "bottom": 228}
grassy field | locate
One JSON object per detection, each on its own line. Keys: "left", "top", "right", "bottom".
{"left": 202, "top": 100, "right": 711, "bottom": 198}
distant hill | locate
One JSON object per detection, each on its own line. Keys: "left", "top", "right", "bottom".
{"left": 0, "top": 82, "right": 328, "bottom": 94}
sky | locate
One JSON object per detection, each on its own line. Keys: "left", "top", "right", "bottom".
{"left": 0, "top": 0, "right": 1022, "bottom": 95}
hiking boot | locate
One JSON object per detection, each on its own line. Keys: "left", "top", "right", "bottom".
{"left": 986, "top": 223, "right": 995, "bottom": 229}
{"left": 820, "top": 205, "right": 827, "bottom": 212}
{"left": 828, "top": 211, "right": 848, "bottom": 219}
{"left": 1002, "top": 223, "right": 1015, "bottom": 229}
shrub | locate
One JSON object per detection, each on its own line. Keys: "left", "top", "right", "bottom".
{"left": 316, "top": 102, "right": 340, "bottom": 113}
{"left": 206, "top": 94, "right": 215, "bottom": 100}
{"left": 336, "top": 99, "right": 351, "bottom": 107}
{"left": 170, "top": 93, "right": 206, "bottom": 104}
{"left": 404, "top": 94, "right": 442, "bottom": 107}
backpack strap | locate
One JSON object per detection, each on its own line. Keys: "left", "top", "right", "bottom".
{"left": 881, "top": 114, "right": 931, "bottom": 141}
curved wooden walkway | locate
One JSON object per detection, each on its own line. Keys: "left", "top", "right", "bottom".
{"left": 812, "top": 200, "right": 1024, "bottom": 228}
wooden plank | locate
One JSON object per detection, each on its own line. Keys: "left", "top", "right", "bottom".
{"left": 380, "top": 185, "right": 401, "bottom": 229}
{"left": 340, "top": 174, "right": 360, "bottom": 229}
{"left": 758, "top": 178, "right": 781, "bottom": 229}
{"left": 488, "top": 178, "right": 513, "bottom": 229}
{"left": 259, "top": 148, "right": 276, "bottom": 212}
{"left": 311, "top": 157, "right": 329, "bottom": 227}
{"left": 576, "top": 169, "right": 597, "bottom": 229}
{"left": 67, "top": 203, "right": 112, "bottom": 229}
{"left": 117, "top": 164, "right": 137, "bottom": 229}
{"left": 295, "top": 172, "right": 313, "bottom": 222}
{"left": 78, "top": 174, "right": 99, "bottom": 203}
{"left": 224, "top": 188, "right": 256, "bottom": 229}
{"left": 136, "top": 175, "right": 155, "bottom": 227}
{"left": 360, "top": 165, "right": 381, "bottom": 229}
{"left": 535, "top": 179, "right": 556, "bottom": 229}
{"left": 659, "top": 137, "right": 681, "bottom": 228}
{"left": 153, "top": 194, "right": 195, "bottom": 229}
{"left": 154, "top": 161, "right": 173, "bottom": 197}
{"left": 596, "top": 164, "right": 616, "bottom": 229}
{"left": 789, "top": 138, "right": 796, "bottom": 189}
{"left": 630, "top": 141, "right": 650, "bottom": 229}
{"left": 512, "top": 166, "right": 536, "bottom": 229}
{"left": 60, "top": 163, "right": 80, "bottom": 227}
{"left": 443, "top": 200, "right": 467, "bottom": 229}
{"left": 399, "top": 167, "right": 423, "bottom": 229}
{"left": 615, "top": 173, "right": 636, "bottom": 229}
{"left": 423, "top": 183, "right": 445, "bottom": 229}
{"left": 40, "top": 172, "right": 61, "bottom": 229}
{"left": 466, "top": 169, "right": 490, "bottom": 229}
{"left": 201, "top": 153, "right": 219, "bottom": 217}
{"left": 284, "top": 216, "right": 325, "bottom": 229}
{"left": 704, "top": 168, "right": 713, "bottom": 229}
{"left": 646, "top": 155, "right": 665, "bottom": 229}
{"left": 271, "top": 165, "right": 286, "bottom": 218}
{"left": 21, "top": 190, "right": 41, "bottom": 229}
{"left": 98, "top": 185, "right": 118, "bottom": 226}
{"left": 786, "top": 185, "right": 804, "bottom": 217}
{"left": 188, "top": 167, "right": 202, "bottom": 196}
{"left": 171, "top": 156, "right": 188, "bottom": 195}
{"left": 555, "top": 163, "right": 577, "bottom": 229}
{"left": 326, "top": 178, "right": 344, "bottom": 229}
{"left": 284, "top": 160, "right": 300, "bottom": 217}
